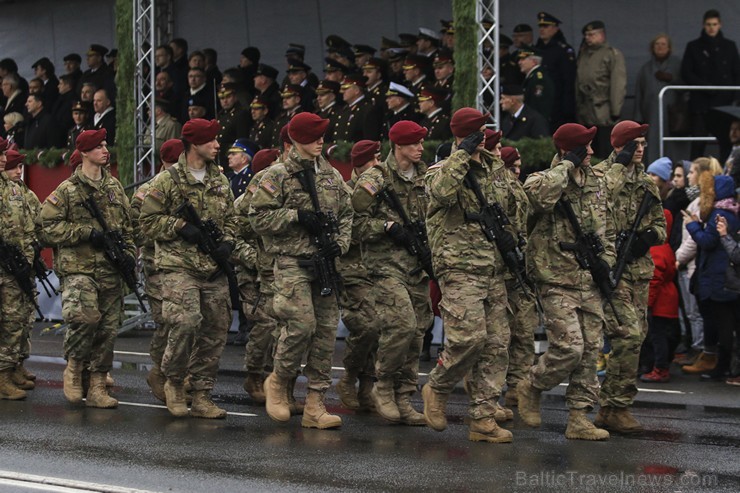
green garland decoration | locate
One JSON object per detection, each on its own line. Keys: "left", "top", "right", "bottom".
{"left": 115, "top": 0, "right": 134, "bottom": 187}
{"left": 452, "top": 0, "right": 476, "bottom": 111}
{"left": 21, "top": 147, "right": 117, "bottom": 168}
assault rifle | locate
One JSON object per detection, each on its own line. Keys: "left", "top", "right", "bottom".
{"left": 82, "top": 197, "right": 147, "bottom": 312}
{"left": 0, "top": 236, "right": 44, "bottom": 319}
{"left": 463, "top": 172, "right": 543, "bottom": 318}
{"left": 613, "top": 191, "right": 659, "bottom": 287}
{"left": 295, "top": 168, "right": 343, "bottom": 304}
{"left": 556, "top": 196, "right": 622, "bottom": 325}
{"left": 32, "top": 241, "right": 57, "bottom": 297}
{"left": 377, "top": 186, "right": 435, "bottom": 280}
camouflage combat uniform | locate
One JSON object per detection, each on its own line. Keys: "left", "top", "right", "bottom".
{"left": 138, "top": 156, "right": 237, "bottom": 392}
{"left": 18, "top": 180, "right": 42, "bottom": 365}
{"left": 424, "top": 147, "right": 521, "bottom": 420}
{"left": 39, "top": 166, "right": 134, "bottom": 374}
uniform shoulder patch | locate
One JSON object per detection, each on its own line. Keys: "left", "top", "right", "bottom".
{"left": 260, "top": 179, "right": 279, "bottom": 196}
{"left": 135, "top": 189, "right": 147, "bottom": 201}
{"left": 149, "top": 189, "right": 165, "bottom": 202}
{"left": 360, "top": 181, "right": 379, "bottom": 197}
{"left": 46, "top": 193, "right": 61, "bottom": 206}
{"left": 247, "top": 183, "right": 258, "bottom": 195}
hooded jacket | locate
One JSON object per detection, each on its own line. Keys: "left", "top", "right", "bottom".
{"left": 649, "top": 209, "right": 678, "bottom": 318}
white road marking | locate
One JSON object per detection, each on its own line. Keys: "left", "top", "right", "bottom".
{"left": 113, "top": 351, "right": 150, "bottom": 357}
{"left": 557, "top": 382, "right": 687, "bottom": 395}
{"left": 0, "top": 471, "right": 160, "bottom": 493}
{"left": 112, "top": 400, "right": 258, "bottom": 417}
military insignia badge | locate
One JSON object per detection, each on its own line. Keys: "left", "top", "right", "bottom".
{"left": 537, "top": 72, "right": 543, "bottom": 79}
{"left": 135, "top": 190, "right": 146, "bottom": 201}
{"left": 47, "top": 193, "right": 61, "bottom": 206}
{"left": 149, "top": 189, "right": 165, "bottom": 202}
{"left": 247, "top": 184, "right": 258, "bottom": 195}
{"left": 361, "top": 182, "right": 378, "bottom": 196}
{"left": 535, "top": 86, "right": 543, "bottom": 96}
{"left": 260, "top": 179, "right": 279, "bottom": 196}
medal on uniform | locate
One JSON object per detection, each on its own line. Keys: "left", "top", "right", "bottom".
{"left": 109, "top": 190, "right": 115, "bottom": 203}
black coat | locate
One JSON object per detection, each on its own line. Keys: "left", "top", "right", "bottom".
{"left": 419, "top": 110, "right": 452, "bottom": 141}
{"left": 93, "top": 109, "right": 116, "bottom": 145}
{"left": 52, "top": 90, "right": 76, "bottom": 134}
{"left": 24, "top": 110, "right": 62, "bottom": 149}
{"left": 536, "top": 30, "right": 577, "bottom": 126}
{"left": 381, "top": 103, "right": 420, "bottom": 140}
{"left": 335, "top": 97, "right": 381, "bottom": 143}
{"left": 681, "top": 30, "right": 740, "bottom": 113}
{"left": 501, "top": 104, "right": 551, "bottom": 141}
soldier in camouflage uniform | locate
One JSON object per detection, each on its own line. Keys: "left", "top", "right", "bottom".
{"left": 40, "top": 129, "right": 135, "bottom": 409}
{"left": 0, "top": 146, "right": 37, "bottom": 400}
{"left": 421, "top": 109, "right": 523, "bottom": 443}
{"left": 249, "top": 112, "right": 353, "bottom": 429}
{"left": 517, "top": 123, "right": 615, "bottom": 440}
{"left": 593, "top": 121, "right": 665, "bottom": 434}
{"left": 352, "top": 121, "right": 432, "bottom": 426}
{"left": 335, "top": 140, "right": 382, "bottom": 412}
{"left": 139, "top": 119, "right": 237, "bottom": 419}
{"left": 130, "top": 139, "right": 183, "bottom": 403}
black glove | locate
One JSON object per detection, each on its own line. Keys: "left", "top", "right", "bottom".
{"left": 321, "top": 241, "right": 342, "bottom": 258}
{"left": 496, "top": 229, "right": 518, "bottom": 254}
{"left": 89, "top": 229, "right": 105, "bottom": 249}
{"left": 213, "top": 241, "right": 234, "bottom": 262}
{"left": 386, "top": 222, "right": 410, "bottom": 246}
{"left": 177, "top": 223, "right": 203, "bottom": 244}
{"left": 615, "top": 140, "right": 638, "bottom": 166}
{"left": 630, "top": 228, "right": 659, "bottom": 259}
{"left": 593, "top": 258, "right": 613, "bottom": 288}
{"left": 121, "top": 253, "right": 136, "bottom": 274}
{"left": 458, "top": 131, "right": 485, "bottom": 155}
{"left": 563, "top": 146, "right": 588, "bottom": 166}
{"left": 298, "top": 210, "right": 322, "bottom": 235}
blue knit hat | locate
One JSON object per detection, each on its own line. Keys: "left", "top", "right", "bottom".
{"left": 647, "top": 157, "right": 672, "bottom": 182}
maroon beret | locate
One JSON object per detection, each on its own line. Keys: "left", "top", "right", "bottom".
{"left": 76, "top": 128, "right": 107, "bottom": 152}
{"left": 288, "top": 113, "right": 329, "bottom": 144}
{"left": 450, "top": 107, "right": 490, "bottom": 138}
{"left": 279, "top": 124, "right": 291, "bottom": 145}
{"left": 181, "top": 118, "right": 220, "bottom": 145}
{"left": 4, "top": 149, "right": 24, "bottom": 170}
{"left": 251, "top": 148, "right": 280, "bottom": 174}
{"left": 553, "top": 123, "right": 597, "bottom": 152}
{"left": 484, "top": 129, "right": 503, "bottom": 150}
{"left": 69, "top": 149, "right": 82, "bottom": 166}
{"left": 610, "top": 120, "right": 649, "bottom": 148}
{"left": 389, "top": 120, "right": 427, "bottom": 145}
{"left": 351, "top": 140, "right": 380, "bottom": 167}
{"left": 160, "top": 138, "right": 184, "bottom": 164}
{"left": 0, "top": 136, "right": 8, "bottom": 153}
{"left": 500, "top": 147, "right": 520, "bottom": 168}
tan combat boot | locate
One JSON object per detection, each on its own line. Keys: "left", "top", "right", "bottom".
{"left": 11, "top": 366, "right": 35, "bottom": 390}
{"left": 264, "top": 372, "right": 291, "bottom": 422}
{"left": 421, "top": 383, "right": 449, "bottom": 431}
{"left": 371, "top": 380, "right": 400, "bottom": 422}
{"left": 164, "top": 380, "right": 188, "bottom": 417}
{"left": 105, "top": 372, "right": 115, "bottom": 387}
{"left": 335, "top": 372, "right": 359, "bottom": 410}
{"left": 494, "top": 403, "right": 514, "bottom": 422}
{"left": 396, "top": 392, "right": 426, "bottom": 426}
{"left": 357, "top": 376, "right": 376, "bottom": 412}
{"left": 302, "top": 390, "right": 342, "bottom": 429}
{"left": 469, "top": 417, "right": 513, "bottom": 443}
{"left": 516, "top": 379, "right": 542, "bottom": 427}
{"left": 595, "top": 406, "right": 643, "bottom": 434}
{"left": 0, "top": 369, "right": 27, "bottom": 400}
{"left": 86, "top": 372, "right": 118, "bottom": 408}
{"left": 191, "top": 390, "right": 227, "bottom": 419}
{"left": 682, "top": 352, "right": 717, "bottom": 374}
{"left": 288, "top": 376, "right": 304, "bottom": 415}
{"left": 63, "top": 358, "right": 84, "bottom": 404}
{"left": 17, "top": 363, "right": 36, "bottom": 381}
{"left": 146, "top": 365, "right": 167, "bottom": 403}
{"left": 565, "top": 409, "right": 610, "bottom": 440}
{"left": 504, "top": 386, "right": 518, "bottom": 407}
{"left": 243, "top": 373, "right": 266, "bottom": 404}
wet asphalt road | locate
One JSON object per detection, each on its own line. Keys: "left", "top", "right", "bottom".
{"left": 0, "top": 328, "right": 738, "bottom": 493}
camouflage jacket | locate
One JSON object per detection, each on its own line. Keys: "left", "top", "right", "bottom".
{"left": 248, "top": 147, "right": 353, "bottom": 262}
{"left": 130, "top": 177, "right": 157, "bottom": 271}
{"left": 425, "top": 148, "right": 525, "bottom": 278}
{"left": 596, "top": 152, "right": 667, "bottom": 283}
{"left": 523, "top": 154, "right": 616, "bottom": 288}
{"left": 0, "top": 172, "right": 37, "bottom": 265}
{"left": 138, "top": 154, "right": 237, "bottom": 279}
{"left": 353, "top": 151, "right": 429, "bottom": 281}
{"left": 339, "top": 169, "right": 369, "bottom": 285}
{"left": 39, "top": 165, "right": 134, "bottom": 277}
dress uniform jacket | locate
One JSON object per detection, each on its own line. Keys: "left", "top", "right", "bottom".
{"left": 501, "top": 104, "right": 551, "bottom": 141}
{"left": 536, "top": 30, "right": 577, "bottom": 125}
{"left": 523, "top": 66, "right": 554, "bottom": 122}
{"left": 419, "top": 109, "right": 452, "bottom": 141}
{"left": 249, "top": 119, "right": 275, "bottom": 151}
{"left": 334, "top": 96, "right": 381, "bottom": 143}
{"left": 217, "top": 103, "right": 252, "bottom": 165}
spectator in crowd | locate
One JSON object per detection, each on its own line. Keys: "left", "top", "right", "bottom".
{"left": 717, "top": 214, "right": 740, "bottom": 385}
{"left": 272, "top": 84, "right": 304, "bottom": 141}
{"left": 32, "top": 57, "right": 59, "bottom": 108}
{"left": 238, "top": 46, "right": 260, "bottom": 95}
{"left": 363, "top": 57, "right": 388, "bottom": 111}
{"left": 248, "top": 96, "right": 274, "bottom": 151}
{"left": 353, "top": 44, "right": 375, "bottom": 70}
{"left": 78, "top": 44, "right": 115, "bottom": 103}
{"left": 681, "top": 9, "right": 740, "bottom": 159}
{"left": 203, "top": 48, "right": 222, "bottom": 89}
{"left": 386, "top": 49, "right": 406, "bottom": 84}
{"left": 418, "top": 87, "right": 451, "bottom": 141}
{"left": 535, "top": 11, "right": 577, "bottom": 128}
{"left": 500, "top": 84, "right": 550, "bottom": 141}
{"left": 511, "top": 24, "right": 533, "bottom": 57}
{"left": 53, "top": 74, "right": 76, "bottom": 133}
{"left": 216, "top": 83, "right": 251, "bottom": 166}
{"left": 169, "top": 38, "right": 190, "bottom": 88}
{"left": 335, "top": 74, "right": 381, "bottom": 143}
{"left": 0, "top": 58, "right": 29, "bottom": 101}
{"left": 499, "top": 36, "right": 523, "bottom": 87}
{"left": 155, "top": 44, "right": 181, "bottom": 97}
{"left": 2, "top": 74, "right": 26, "bottom": 117}
{"left": 286, "top": 60, "right": 316, "bottom": 112}
{"left": 24, "top": 93, "right": 60, "bottom": 149}
{"left": 154, "top": 71, "right": 178, "bottom": 114}
{"left": 576, "top": 21, "right": 626, "bottom": 159}
{"left": 684, "top": 174, "right": 740, "bottom": 381}
{"left": 664, "top": 160, "right": 692, "bottom": 251}
{"left": 182, "top": 67, "right": 214, "bottom": 121}
{"left": 226, "top": 138, "right": 257, "bottom": 199}
{"left": 29, "top": 78, "right": 43, "bottom": 95}
{"left": 518, "top": 47, "right": 554, "bottom": 123}
{"left": 188, "top": 50, "right": 206, "bottom": 71}
{"left": 416, "top": 27, "right": 440, "bottom": 58}
{"left": 186, "top": 97, "right": 208, "bottom": 121}
{"left": 3, "top": 112, "right": 24, "bottom": 146}
{"left": 80, "top": 82, "right": 97, "bottom": 103}
{"left": 382, "top": 82, "right": 419, "bottom": 140}
{"left": 106, "top": 49, "right": 118, "bottom": 75}
{"left": 146, "top": 99, "right": 182, "bottom": 163}
{"left": 63, "top": 53, "right": 83, "bottom": 93}
{"left": 315, "top": 80, "right": 342, "bottom": 143}
{"left": 253, "top": 64, "right": 281, "bottom": 120}
{"left": 634, "top": 34, "right": 683, "bottom": 163}
{"left": 324, "top": 57, "right": 349, "bottom": 83}
{"left": 221, "top": 68, "right": 251, "bottom": 108}
{"left": 92, "top": 88, "right": 116, "bottom": 145}
{"left": 647, "top": 157, "right": 674, "bottom": 201}
{"left": 67, "top": 101, "right": 92, "bottom": 149}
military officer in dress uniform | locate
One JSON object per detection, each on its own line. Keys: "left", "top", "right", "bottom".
{"left": 382, "top": 82, "right": 421, "bottom": 140}
{"left": 535, "top": 12, "right": 577, "bottom": 128}
{"left": 334, "top": 74, "right": 381, "bottom": 142}
{"left": 518, "top": 46, "right": 554, "bottom": 123}
{"left": 217, "top": 82, "right": 251, "bottom": 170}
{"left": 286, "top": 60, "right": 317, "bottom": 112}
{"left": 418, "top": 87, "right": 452, "bottom": 141}
{"left": 433, "top": 49, "right": 454, "bottom": 94}
{"left": 500, "top": 85, "right": 550, "bottom": 140}
{"left": 323, "top": 58, "right": 350, "bottom": 83}
{"left": 499, "top": 35, "right": 524, "bottom": 87}
{"left": 248, "top": 95, "right": 275, "bottom": 151}
{"left": 227, "top": 138, "right": 258, "bottom": 199}
{"left": 403, "top": 54, "right": 432, "bottom": 99}
{"left": 271, "top": 84, "right": 305, "bottom": 147}
{"left": 353, "top": 45, "right": 376, "bottom": 71}
{"left": 362, "top": 58, "right": 389, "bottom": 111}
{"left": 315, "top": 80, "right": 343, "bottom": 143}
{"left": 253, "top": 64, "right": 282, "bottom": 122}
{"left": 66, "top": 101, "right": 92, "bottom": 150}
{"left": 511, "top": 24, "right": 534, "bottom": 57}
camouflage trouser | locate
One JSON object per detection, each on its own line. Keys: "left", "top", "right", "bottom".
{"left": 505, "top": 278, "right": 539, "bottom": 388}
{"left": 529, "top": 284, "right": 604, "bottom": 410}
{"left": 61, "top": 273, "right": 123, "bottom": 373}
{"left": 272, "top": 258, "right": 338, "bottom": 392}
{"left": 0, "top": 273, "right": 29, "bottom": 371}
{"left": 160, "top": 270, "right": 231, "bottom": 391}
{"left": 428, "top": 271, "right": 510, "bottom": 420}
{"left": 374, "top": 275, "right": 432, "bottom": 395}
{"left": 143, "top": 263, "right": 167, "bottom": 365}
{"left": 243, "top": 280, "right": 280, "bottom": 375}
{"left": 19, "top": 286, "right": 36, "bottom": 361}
{"left": 600, "top": 279, "right": 649, "bottom": 408}
{"left": 340, "top": 279, "right": 379, "bottom": 378}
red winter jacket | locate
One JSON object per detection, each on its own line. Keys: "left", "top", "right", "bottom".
{"left": 649, "top": 209, "right": 679, "bottom": 318}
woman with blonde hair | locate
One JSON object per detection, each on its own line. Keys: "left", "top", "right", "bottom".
{"left": 3, "top": 111, "right": 24, "bottom": 145}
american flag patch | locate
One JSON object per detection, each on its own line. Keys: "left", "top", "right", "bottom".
{"left": 47, "top": 193, "right": 60, "bottom": 206}
{"left": 149, "top": 189, "right": 165, "bottom": 202}
{"left": 247, "top": 184, "right": 258, "bottom": 195}
{"left": 260, "top": 179, "right": 278, "bottom": 196}
{"left": 361, "top": 182, "right": 378, "bottom": 196}
{"left": 135, "top": 190, "right": 146, "bottom": 201}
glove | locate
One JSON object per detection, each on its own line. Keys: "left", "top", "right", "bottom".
{"left": 496, "top": 229, "right": 518, "bottom": 254}
{"left": 177, "top": 223, "right": 203, "bottom": 244}
{"left": 121, "top": 253, "right": 136, "bottom": 274}
{"left": 654, "top": 70, "right": 673, "bottom": 83}
{"left": 562, "top": 146, "right": 588, "bottom": 166}
{"left": 593, "top": 258, "right": 613, "bottom": 288}
{"left": 458, "top": 131, "right": 485, "bottom": 155}
{"left": 213, "top": 241, "right": 234, "bottom": 262}
{"left": 320, "top": 241, "right": 342, "bottom": 258}
{"left": 630, "top": 228, "right": 659, "bottom": 259}
{"left": 89, "top": 229, "right": 105, "bottom": 249}
{"left": 615, "top": 140, "right": 638, "bottom": 166}
{"left": 298, "top": 210, "right": 322, "bottom": 235}
{"left": 386, "top": 222, "right": 410, "bottom": 246}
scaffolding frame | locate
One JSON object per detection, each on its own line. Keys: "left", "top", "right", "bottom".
{"left": 477, "top": 0, "right": 499, "bottom": 128}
